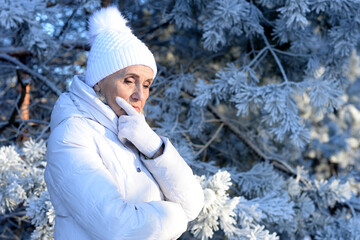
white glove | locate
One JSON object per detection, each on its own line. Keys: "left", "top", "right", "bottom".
{"left": 116, "top": 97, "right": 163, "bottom": 158}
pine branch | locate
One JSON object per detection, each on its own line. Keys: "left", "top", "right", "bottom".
{"left": 62, "top": 40, "right": 89, "bottom": 51}
{"left": 247, "top": 46, "right": 269, "bottom": 68}
{"left": 195, "top": 123, "right": 224, "bottom": 157}
{"left": 13, "top": 119, "right": 50, "bottom": 125}
{"left": 206, "top": 104, "right": 311, "bottom": 187}
{"left": 0, "top": 47, "right": 31, "bottom": 57}
{"left": 55, "top": 6, "right": 79, "bottom": 39}
{"left": 261, "top": 33, "right": 289, "bottom": 82}
{"left": 35, "top": 124, "right": 51, "bottom": 142}
{"left": 0, "top": 53, "right": 62, "bottom": 96}
{"left": 182, "top": 90, "right": 305, "bottom": 181}
{"left": 0, "top": 211, "right": 27, "bottom": 222}
{"left": 0, "top": 42, "right": 89, "bottom": 57}
{"left": 273, "top": 48, "right": 310, "bottom": 58}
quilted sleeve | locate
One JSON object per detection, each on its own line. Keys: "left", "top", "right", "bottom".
{"left": 141, "top": 137, "right": 204, "bottom": 221}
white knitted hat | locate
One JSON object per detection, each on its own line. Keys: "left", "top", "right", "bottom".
{"left": 85, "top": 7, "right": 157, "bottom": 87}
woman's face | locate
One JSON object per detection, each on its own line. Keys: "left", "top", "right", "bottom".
{"left": 95, "top": 65, "right": 154, "bottom": 116}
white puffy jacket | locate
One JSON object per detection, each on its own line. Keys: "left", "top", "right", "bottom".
{"left": 45, "top": 75, "right": 204, "bottom": 240}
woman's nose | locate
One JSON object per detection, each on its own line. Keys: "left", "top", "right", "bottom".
{"left": 131, "top": 86, "right": 145, "bottom": 101}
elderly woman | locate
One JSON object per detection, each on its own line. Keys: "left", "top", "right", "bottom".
{"left": 44, "top": 7, "right": 204, "bottom": 240}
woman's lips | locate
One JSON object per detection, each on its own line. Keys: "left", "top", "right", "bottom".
{"left": 132, "top": 106, "right": 140, "bottom": 112}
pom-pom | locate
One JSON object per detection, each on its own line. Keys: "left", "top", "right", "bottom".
{"left": 88, "top": 6, "right": 131, "bottom": 44}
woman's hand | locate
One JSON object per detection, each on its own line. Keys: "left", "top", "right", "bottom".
{"left": 116, "top": 97, "right": 163, "bottom": 158}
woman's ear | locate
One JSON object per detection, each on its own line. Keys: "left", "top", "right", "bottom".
{"left": 94, "top": 82, "right": 101, "bottom": 92}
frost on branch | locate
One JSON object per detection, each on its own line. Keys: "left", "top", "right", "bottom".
{"left": 234, "top": 162, "right": 286, "bottom": 198}
{"left": 313, "top": 178, "right": 352, "bottom": 208}
{"left": 0, "top": 139, "right": 54, "bottom": 239}
{"left": 0, "top": 145, "right": 28, "bottom": 213}
{"left": 189, "top": 170, "right": 240, "bottom": 240}
{"left": 1, "top": 0, "right": 360, "bottom": 239}
{"left": 26, "top": 191, "right": 55, "bottom": 240}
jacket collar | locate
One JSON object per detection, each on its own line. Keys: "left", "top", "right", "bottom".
{"left": 61, "top": 75, "right": 118, "bottom": 134}
{"left": 70, "top": 75, "right": 118, "bottom": 134}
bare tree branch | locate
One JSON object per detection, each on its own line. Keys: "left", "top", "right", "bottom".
{"left": 55, "top": 6, "right": 79, "bottom": 39}
{"left": 0, "top": 41, "right": 89, "bottom": 57}
{"left": 0, "top": 53, "right": 62, "bottom": 96}
{"left": 261, "top": 33, "right": 289, "bottom": 83}
{"left": 0, "top": 47, "right": 31, "bottom": 56}
{"left": 195, "top": 123, "right": 224, "bottom": 157}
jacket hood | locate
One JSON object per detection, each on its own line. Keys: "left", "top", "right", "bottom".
{"left": 50, "top": 75, "right": 118, "bottom": 134}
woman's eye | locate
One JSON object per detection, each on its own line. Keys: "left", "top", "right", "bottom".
{"left": 144, "top": 84, "right": 150, "bottom": 89}
{"left": 124, "top": 78, "right": 134, "bottom": 84}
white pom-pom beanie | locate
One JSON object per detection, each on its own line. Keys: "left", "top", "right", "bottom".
{"left": 85, "top": 7, "right": 157, "bottom": 87}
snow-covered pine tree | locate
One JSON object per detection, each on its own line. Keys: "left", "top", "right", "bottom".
{"left": 147, "top": 0, "right": 360, "bottom": 239}
{"left": 0, "top": 0, "right": 360, "bottom": 239}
